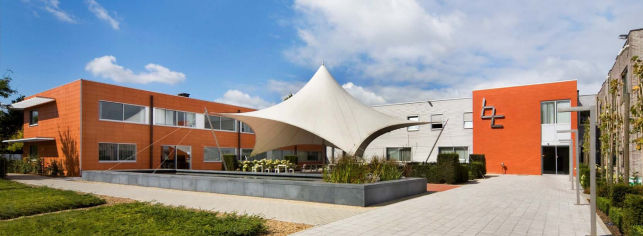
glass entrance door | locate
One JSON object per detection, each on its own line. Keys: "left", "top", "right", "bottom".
{"left": 542, "top": 146, "right": 569, "bottom": 175}
{"left": 161, "top": 145, "right": 191, "bottom": 169}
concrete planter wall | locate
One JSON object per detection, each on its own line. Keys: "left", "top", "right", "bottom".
{"left": 82, "top": 170, "right": 426, "bottom": 206}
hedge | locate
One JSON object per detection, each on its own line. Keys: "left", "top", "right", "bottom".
{"left": 469, "top": 162, "right": 485, "bottom": 179}
{"left": 437, "top": 153, "right": 461, "bottom": 184}
{"left": 469, "top": 154, "right": 486, "bottom": 175}
{"left": 222, "top": 154, "right": 238, "bottom": 171}
{"left": 612, "top": 183, "right": 638, "bottom": 208}
{"left": 610, "top": 207, "right": 625, "bottom": 232}
{"left": 0, "top": 157, "right": 7, "bottom": 178}
{"left": 624, "top": 194, "right": 643, "bottom": 235}
{"left": 597, "top": 197, "right": 611, "bottom": 215}
{"left": 579, "top": 164, "right": 590, "bottom": 189}
{"left": 284, "top": 155, "right": 298, "bottom": 166}
{"left": 457, "top": 164, "right": 469, "bottom": 183}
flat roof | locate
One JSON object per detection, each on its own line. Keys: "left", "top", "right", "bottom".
{"left": 2, "top": 137, "right": 55, "bottom": 143}
{"left": 10, "top": 97, "right": 55, "bottom": 110}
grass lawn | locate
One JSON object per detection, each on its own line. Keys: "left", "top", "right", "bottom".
{"left": 0, "top": 179, "right": 105, "bottom": 219}
{"left": 0, "top": 202, "right": 266, "bottom": 236}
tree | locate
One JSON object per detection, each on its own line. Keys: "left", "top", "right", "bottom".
{"left": 631, "top": 56, "right": 643, "bottom": 183}
{"left": 0, "top": 72, "right": 23, "bottom": 153}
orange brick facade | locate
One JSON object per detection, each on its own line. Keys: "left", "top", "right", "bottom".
{"left": 21, "top": 80, "right": 321, "bottom": 176}
{"left": 473, "top": 81, "right": 578, "bottom": 175}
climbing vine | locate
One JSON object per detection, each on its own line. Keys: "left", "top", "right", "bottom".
{"left": 630, "top": 56, "right": 643, "bottom": 151}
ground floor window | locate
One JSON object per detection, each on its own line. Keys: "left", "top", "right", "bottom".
{"left": 241, "top": 149, "right": 267, "bottom": 161}
{"left": 438, "top": 146, "right": 468, "bottom": 163}
{"left": 386, "top": 147, "right": 412, "bottom": 162}
{"left": 99, "top": 143, "right": 136, "bottom": 161}
{"left": 204, "top": 147, "right": 236, "bottom": 162}
{"left": 29, "top": 144, "right": 38, "bottom": 158}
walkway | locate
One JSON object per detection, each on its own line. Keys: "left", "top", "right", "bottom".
{"left": 7, "top": 174, "right": 370, "bottom": 225}
{"left": 295, "top": 175, "right": 609, "bottom": 236}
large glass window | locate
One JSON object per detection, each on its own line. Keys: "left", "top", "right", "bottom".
{"left": 541, "top": 100, "right": 571, "bottom": 124}
{"left": 241, "top": 122, "right": 254, "bottom": 133}
{"left": 29, "top": 110, "right": 39, "bottom": 125}
{"left": 407, "top": 115, "right": 419, "bottom": 131}
{"left": 241, "top": 149, "right": 267, "bottom": 161}
{"left": 220, "top": 117, "right": 236, "bottom": 131}
{"left": 439, "top": 146, "right": 469, "bottom": 163}
{"left": 204, "top": 115, "right": 221, "bottom": 129}
{"left": 100, "top": 101, "right": 145, "bottom": 123}
{"left": 431, "top": 114, "right": 444, "bottom": 130}
{"left": 99, "top": 143, "right": 136, "bottom": 161}
{"left": 204, "top": 147, "right": 236, "bottom": 162}
{"left": 386, "top": 147, "right": 412, "bottom": 162}
{"left": 463, "top": 112, "right": 473, "bottom": 129}
{"left": 155, "top": 108, "right": 196, "bottom": 127}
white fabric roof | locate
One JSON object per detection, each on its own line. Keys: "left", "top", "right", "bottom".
{"left": 10, "top": 97, "right": 55, "bottom": 109}
{"left": 220, "top": 65, "right": 428, "bottom": 157}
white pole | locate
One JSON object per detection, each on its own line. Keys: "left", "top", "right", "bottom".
{"left": 589, "top": 106, "right": 597, "bottom": 236}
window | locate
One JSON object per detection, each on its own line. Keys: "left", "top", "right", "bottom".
{"left": 204, "top": 147, "right": 236, "bottom": 162}
{"left": 241, "top": 149, "right": 267, "bottom": 161}
{"left": 431, "top": 114, "right": 444, "bottom": 129}
{"left": 100, "top": 101, "right": 146, "bottom": 123}
{"left": 99, "top": 143, "right": 136, "bottom": 161}
{"left": 407, "top": 115, "right": 419, "bottom": 131}
{"left": 463, "top": 112, "right": 473, "bottom": 129}
{"left": 541, "top": 100, "right": 571, "bottom": 124}
{"left": 204, "top": 115, "right": 221, "bottom": 129}
{"left": 241, "top": 122, "right": 254, "bottom": 133}
{"left": 154, "top": 108, "right": 196, "bottom": 127}
{"left": 386, "top": 147, "right": 412, "bottom": 162}
{"left": 307, "top": 151, "right": 320, "bottom": 161}
{"left": 29, "top": 110, "right": 39, "bottom": 126}
{"left": 29, "top": 145, "right": 38, "bottom": 158}
{"left": 439, "top": 146, "right": 469, "bottom": 163}
{"left": 220, "top": 117, "right": 236, "bottom": 131}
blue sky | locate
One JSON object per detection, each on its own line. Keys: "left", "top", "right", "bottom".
{"left": 2, "top": 0, "right": 643, "bottom": 108}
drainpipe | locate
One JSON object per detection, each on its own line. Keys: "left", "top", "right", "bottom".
{"left": 237, "top": 110, "right": 241, "bottom": 161}
{"left": 149, "top": 95, "right": 154, "bottom": 169}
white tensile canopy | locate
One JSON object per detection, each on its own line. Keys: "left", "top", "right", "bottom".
{"left": 220, "top": 65, "right": 428, "bottom": 157}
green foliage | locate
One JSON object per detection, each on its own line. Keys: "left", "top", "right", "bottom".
{"left": 7, "top": 157, "right": 42, "bottom": 175}
{"left": 468, "top": 162, "right": 485, "bottom": 179}
{"left": 631, "top": 225, "right": 643, "bottom": 236}
{"left": 5, "top": 130, "right": 22, "bottom": 152}
{"left": 369, "top": 158, "right": 402, "bottom": 181}
{"left": 609, "top": 207, "right": 625, "bottom": 232}
{"left": 580, "top": 163, "right": 590, "bottom": 189}
{"left": 0, "top": 202, "right": 266, "bottom": 236}
{"left": 404, "top": 162, "right": 439, "bottom": 183}
{"left": 284, "top": 155, "right": 298, "bottom": 165}
{"left": 323, "top": 156, "right": 369, "bottom": 184}
{"left": 597, "top": 196, "right": 611, "bottom": 214}
{"left": 46, "top": 160, "right": 63, "bottom": 176}
{"left": 437, "top": 153, "right": 461, "bottom": 184}
{"left": 611, "top": 183, "right": 637, "bottom": 208}
{"left": 0, "top": 158, "right": 6, "bottom": 178}
{"left": 469, "top": 154, "right": 486, "bottom": 175}
{"left": 223, "top": 154, "right": 238, "bottom": 171}
{"left": 0, "top": 179, "right": 105, "bottom": 219}
{"left": 598, "top": 184, "right": 611, "bottom": 198}
{"left": 623, "top": 194, "right": 643, "bottom": 235}
{"left": 631, "top": 56, "right": 643, "bottom": 151}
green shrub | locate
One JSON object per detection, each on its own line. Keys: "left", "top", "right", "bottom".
{"left": 323, "top": 156, "right": 370, "bottom": 184}
{"left": 0, "top": 157, "right": 7, "bottom": 178}
{"left": 597, "top": 197, "right": 611, "bottom": 214}
{"left": 611, "top": 183, "right": 636, "bottom": 208}
{"left": 369, "top": 158, "right": 402, "bottom": 181}
{"left": 469, "top": 162, "right": 485, "bottom": 179}
{"left": 609, "top": 207, "right": 625, "bottom": 231}
{"left": 598, "top": 184, "right": 611, "bottom": 198}
{"left": 284, "top": 155, "right": 298, "bottom": 165}
{"left": 631, "top": 225, "right": 643, "bottom": 236}
{"left": 457, "top": 164, "right": 469, "bottom": 183}
{"left": 437, "top": 153, "right": 464, "bottom": 184}
{"left": 580, "top": 163, "right": 590, "bottom": 189}
{"left": 623, "top": 194, "right": 643, "bottom": 235}
{"left": 469, "top": 154, "right": 486, "bottom": 175}
{"left": 222, "top": 154, "right": 238, "bottom": 171}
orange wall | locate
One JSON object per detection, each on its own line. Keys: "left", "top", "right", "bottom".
{"left": 80, "top": 80, "right": 256, "bottom": 171}
{"left": 473, "top": 81, "right": 578, "bottom": 175}
{"left": 23, "top": 80, "right": 82, "bottom": 175}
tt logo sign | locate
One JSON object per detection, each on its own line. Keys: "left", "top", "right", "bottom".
{"left": 480, "top": 98, "right": 504, "bottom": 128}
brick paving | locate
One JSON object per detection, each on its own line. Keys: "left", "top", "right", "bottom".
{"left": 427, "top": 183, "right": 460, "bottom": 192}
{"left": 295, "top": 175, "right": 609, "bottom": 236}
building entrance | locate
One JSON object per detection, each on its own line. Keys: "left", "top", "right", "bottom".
{"left": 161, "top": 145, "right": 191, "bottom": 169}
{"left": 542, "top": 146, "right": 569, "bottom": 174}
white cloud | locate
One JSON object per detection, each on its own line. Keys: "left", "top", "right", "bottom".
{"left": 215, "top": 90, "right": 274, "bottom": 109}
{"left": 342, "top": 82, "right": 386, "bottom": 105}
{"left": 85, "top": 55, "right": 186, "bottom": 84}
{"left": 86, "top": 0, "right": 120, "bottom": 30}
{"left": 42, "top": 0, "right": 75, "bottom": 23}
{"left": 286, "top": 0, "right": 643, "bottom": 96}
